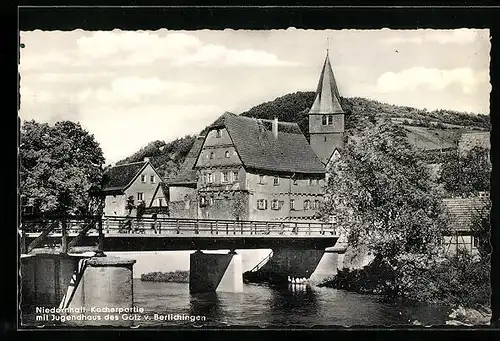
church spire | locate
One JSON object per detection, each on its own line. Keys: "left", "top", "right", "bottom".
{"left": 308, "top": 49, "right": 344, "bottom": 115}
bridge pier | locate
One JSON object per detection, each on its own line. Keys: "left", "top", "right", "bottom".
{"left": 67, "top": 255, "right": 136, "bottom": 326}
{"left": 189, "top": 250, "right": 243, "bottom": 294}
{"left": 21, "top": 252, "right": 136, "bottom": 326}
{"left": 309, "top": 250, "right": 346, "bottom": 284}
{"left": 20, "top": 252, "right": 89, "bottom": 311}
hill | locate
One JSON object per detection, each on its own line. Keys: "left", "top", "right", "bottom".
{"left": 116, "top": 92, "right": 490, "bottom": 179}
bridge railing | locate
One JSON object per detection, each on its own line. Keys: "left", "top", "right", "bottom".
{"left": 20, "top": 215, "right": 104, "bottom": 255}
{"left": 20, "top": 215, "right": 337, "bottom": 254}
{"left": 101, "top": 216, "right": 337, "bottom": 236}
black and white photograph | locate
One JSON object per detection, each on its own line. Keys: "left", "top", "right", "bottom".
{"left": 18, "top": 17, "right": 492, "bottom": 328}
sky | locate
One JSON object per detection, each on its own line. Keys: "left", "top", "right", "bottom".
{"left": 19, "top": 28, "right": 491, "bottom": 164}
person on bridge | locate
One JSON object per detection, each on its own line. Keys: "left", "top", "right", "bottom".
{"left": 151, "top": 213, "right": 159, "bottom": 234}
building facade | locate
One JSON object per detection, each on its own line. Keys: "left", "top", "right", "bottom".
{"left": 102, "top": 159, "right": 166, "bottom": 217}
{"left": 168, "top": 50, "right": 345, "bottom": 222}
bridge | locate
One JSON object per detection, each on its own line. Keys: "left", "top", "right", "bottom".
{"left": 20, "top": 215, "right": 343, "bottom": 321}
{"left": 20, "top": 215, "right": 339, "bottom": 253}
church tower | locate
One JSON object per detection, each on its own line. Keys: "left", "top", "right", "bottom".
{"left": 308, "top": 49, "right": 345, "bottom": 166}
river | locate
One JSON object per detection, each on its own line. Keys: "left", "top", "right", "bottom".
{"left": 20, "top": 279, "right": 451, "bottom": 327}
{"left": 132, "top": 279, "right": 451, "bottom": 327}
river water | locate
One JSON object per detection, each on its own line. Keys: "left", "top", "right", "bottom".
{"left": 132, "top": 280, "right": 451, "bottom": 327}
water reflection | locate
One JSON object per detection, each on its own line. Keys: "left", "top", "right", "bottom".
{"left": 264, "top": 283, "right": 320, "bottom": 326}
{"left": 189, "top": 291, "right": 225, "bottom": 325}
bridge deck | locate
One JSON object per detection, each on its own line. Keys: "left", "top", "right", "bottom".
{"left": 25, "top": 233, "right": 339, "bottom": 251}
{"left": 21, "top": 216, "right": 340, "bottom": 252}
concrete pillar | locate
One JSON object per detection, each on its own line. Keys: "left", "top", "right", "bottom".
{"left": 20, "top": 253, "right": 85, "bottom": 311}
{"left": 68, "top": 255, "right": 136, "bottom": 326}
{"left": 189, "top": 250, "right": 243, "bottom": 294}
{"left": 266, "top": 249, "right": 325, "bottom": 281}
{"left": 309, "top": 252, "right": 341, "bottom": 285}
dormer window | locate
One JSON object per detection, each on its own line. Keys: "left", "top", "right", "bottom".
{"left": 216, "top": 129, "right": 221, "bottom": 138}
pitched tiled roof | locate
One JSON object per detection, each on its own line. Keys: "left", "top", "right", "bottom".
{"left": 168, "top": 136, "right": 205, "bottom": 185}
{"left": 207, "top": 112, "right": 326, "bottom": 175}
{"left": 308, "top": 51, "right": 344, "bottom": 115}
{"left": 102, "top": 161, "right": 148, "bottom": 193}
{"left": 442, "top": 196, "right": 490, "bottom": 232}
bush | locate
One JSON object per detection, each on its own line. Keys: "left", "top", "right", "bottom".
{"left": 406, "top": 251, "right": 490, "bottom": 308}
{"left": 323, "top": 251, "right": 491, "bottom": 309}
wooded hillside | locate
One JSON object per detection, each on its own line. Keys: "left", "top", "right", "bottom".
{"left": 117, "top": 92, "right": 490, "bottom": 180}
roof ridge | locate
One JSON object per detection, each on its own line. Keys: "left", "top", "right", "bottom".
{"left": 110, "top": 160, "right": 147, "bottom": 168}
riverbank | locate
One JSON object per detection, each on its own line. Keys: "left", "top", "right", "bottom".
{"left": 318, "top": 251, "right": 492, "bottom": 326}
{"left": 140, "top": 270, "right": 189, "bottom": 283}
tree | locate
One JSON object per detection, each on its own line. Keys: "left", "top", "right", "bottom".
{"left": 20, "top": 120, "right": 105, "bottom": 216}
{"left": 470, "top": 200, "right": 491, "bottom": 261}
{"left": 440, "top": 146, "right": 491, "bottom": 196}
{"left": 320, "top": 120, "right": 448, "bottom": 263}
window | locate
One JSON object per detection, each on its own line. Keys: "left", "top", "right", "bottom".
{"left": 216, "top": 129, "right": 221, "bottom": 138}
{"left": 324, "top": 136, "right": 327, "bottom": 142}
{"left": 185, "top": 200, "right": 190, "bottom": 210}
{"left": 232, "top": 171, "right": 239, "bottom": 181}
{"left": 304, "top": 200, "right": 311, "bottom": 211}
{"left": 209, "top": 152, "right": 214, "bottom": 159}
{"left": 257, "top": 199, "right": 267, "bottom": 210}
{"left": 259, "top": 175, "right": 265, "bottom": 184}
{"left": 290, "top": 199, "right": 295, "bottom": 210}
{"left": 273, "top": 176, "right": 280, "bottom": 186}
{"left": 314, "top": 200, "right": 321, "bottom": 210}
{"left": 150, "top": 175, "right": 155, "bottom": 183}
{"left": 207, "top": 173, "right": 214, "bottom": 183}
{"left": 158, "top": 198, "right": 163, "bottom": 207}
{"left": 473, "top": 236, "right": 479, "bottom": 248}
{"left": 137, "top": 192, "right": 144, "bottom": 201}
{"left": 209, "top": 197, "right": 214, "bottom": 206}
{"left": 225, "top": 151, "right": 230, "bottom": 158}
{"left": 322, "top": 115, "right": 334, "bottom": 125}
{"left": 221, "top": 171, "right": 229, "bottom": 183}
{"left": 200, "top": 196, "right": 207, "bottom": 207}
{"left": 271, "top": 199, "right": 280, "bottom": 210}
{"left": 308, "top": 179, "right": 313, "bottom": 186}
{"left": 140, "top": 175, "right": 146, "bottom": 183}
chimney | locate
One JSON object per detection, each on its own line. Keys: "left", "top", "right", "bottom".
{"left": 144, "top": 157, "right": 150, "bottom": 162}
{"left": 272, "top": 117, "right": 278, "bottom": 139}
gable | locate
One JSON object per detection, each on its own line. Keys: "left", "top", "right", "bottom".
{"left": 325, "top": 148, "right": 341, "bottom": 171}
{"left": 194, "top": 127, "right": 243, "bottom": 169}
